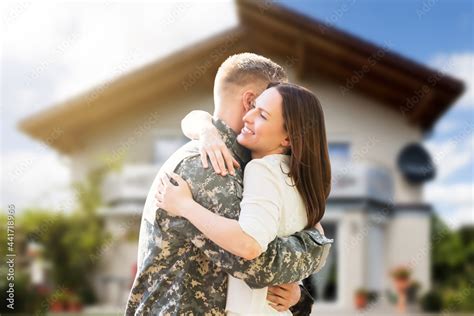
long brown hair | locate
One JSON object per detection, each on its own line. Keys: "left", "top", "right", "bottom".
{"left": 269, "top": 82, "right": 332, "bottom": 228}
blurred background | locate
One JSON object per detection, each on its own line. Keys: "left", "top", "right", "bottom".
{"left": 1, "top": 0, "right": 473, "bottom": 314}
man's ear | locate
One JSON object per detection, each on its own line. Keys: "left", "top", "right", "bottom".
{"left": 241, "top": 90, "right": 256, "bottom": 112}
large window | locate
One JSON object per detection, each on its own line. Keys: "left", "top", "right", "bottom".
{"left": 153, "top": 136, "right": 188, "bottom": 165}
{"left": 328, "top": 142, "right": 350, "bottom": 163}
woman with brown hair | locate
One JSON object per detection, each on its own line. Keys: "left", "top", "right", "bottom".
{"left": 156, "top": 82, "right": 332, "bottom": 315}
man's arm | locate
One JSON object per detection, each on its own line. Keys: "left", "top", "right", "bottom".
{"left": 163, "top": 156, "right": 332, "bottom": 289}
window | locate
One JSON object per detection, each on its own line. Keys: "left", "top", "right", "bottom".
{"left": 153, "top": 136, "right": 188, "bottom": 165}
{"left": 328, "top": 142, "right": 350, "bottom": 162}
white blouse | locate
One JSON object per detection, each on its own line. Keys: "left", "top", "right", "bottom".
{"left": 225, "top": 154, "right": 308, "bottom": 315}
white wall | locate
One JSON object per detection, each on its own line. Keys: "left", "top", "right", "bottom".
{"left": 68, "top": 90, "right": 214, "bottom": 181}
{"left": 386, "top": 211, "right": 431, "bottom": 292}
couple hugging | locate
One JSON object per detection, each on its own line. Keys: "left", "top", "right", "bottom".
{"left": 126, "top": 53, "right": 333, "bottom": 315}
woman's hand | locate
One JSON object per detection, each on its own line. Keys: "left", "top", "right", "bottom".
{"left": 155, "top": 172, "right": 193, "bottom": 217}
{"left": 199, "top": 126, "right": 240, "bottom": 176}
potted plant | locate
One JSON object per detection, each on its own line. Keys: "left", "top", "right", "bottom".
{"left": 67, "top": 292, "right": 83, "bottom": 312}
{"left": 354, "top": 288, "right": 369, "bottom": 310}
{"left": 49, "top": 291, "right": 66, "bottom": 312}
{"left": 49, "top": 299, "right": 63, "bottom": 313}
{"left": 390, "top": 266, "right": 412, "bottom": 312}
{"left": 391, "top": 266, "right": 411, "bottom": 291}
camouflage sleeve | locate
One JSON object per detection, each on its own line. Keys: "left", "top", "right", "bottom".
{"left": 289, "top": 279, "right": 316, "bottom": 315}
{"left": 171, "top": 156, "right": 333, "bottom": 289}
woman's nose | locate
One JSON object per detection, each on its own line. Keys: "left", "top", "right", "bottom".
{"left": 243, "top": 108, "right": 257, "bottom": 123}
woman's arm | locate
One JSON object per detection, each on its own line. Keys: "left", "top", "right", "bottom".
{"left": 182, "top": 199, "right": 263, "bottom": 260}
{"left": 181, "top": 110, "right": 239, "bottom": 175}
{"left": 156, "top": 172, "right": 262, "bottom": 260}
{"left": 156, "top": 159, "right": 283, "bottom": 260}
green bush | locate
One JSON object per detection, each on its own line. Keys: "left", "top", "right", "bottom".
{"left": 430, "top": 215, "right": 474, "bottom": 312}
{"left": 442, "top": 283, "right": 474, "bottom": 312}
{"left": 0, "top": 270, "right": 32, "bottom": 313}
{"left": 0, "top": 166, "right": 112, "bottom": 312}
{"left": 420, "top": 290, "right": 442, "bottom": 312}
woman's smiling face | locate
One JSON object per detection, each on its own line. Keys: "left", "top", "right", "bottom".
{"left": 237, "top": 87, "right": 289, "bottom": 158}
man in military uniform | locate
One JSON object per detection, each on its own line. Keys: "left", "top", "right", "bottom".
{"left": 125, "top": 53, "right": 332, "bottom": 315}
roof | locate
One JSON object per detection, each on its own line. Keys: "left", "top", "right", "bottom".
{"left": 19, "top": 0, "right": 465, "bottom": 154}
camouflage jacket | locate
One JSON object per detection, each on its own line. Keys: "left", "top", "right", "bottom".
{"left": 125, "top": 119, "right": 333, "bottom": 315}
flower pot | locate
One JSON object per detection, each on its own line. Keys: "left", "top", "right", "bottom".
{"left": 354, "top": 293, "right": 368, "bottom": 310}
{"left": 50, "top": 301, "right": 64, "bottom": 312}
{"left": 393, "top": 277, "right": 410, "bottom": 313}
{"left": 394, "top": 277, "right": 410, "bottom": 292}
{"left": 68, "top": 302, "right": 83, "bottom": 312}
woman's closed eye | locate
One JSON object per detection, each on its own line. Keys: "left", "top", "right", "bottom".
{"left": 249, "top": 100, "right": 268, "bottom": 120}
{"left": 257, "top": 107, "right": 269, "bottom": 120}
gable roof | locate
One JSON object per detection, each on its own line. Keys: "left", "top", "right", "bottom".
{"left": 19, "top": 0, "right": 464, "bottom": 154}
{"left": 236, "top": 0, "right": 464, "bottom": 127}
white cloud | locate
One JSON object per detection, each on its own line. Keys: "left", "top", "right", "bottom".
{"left": 425, "top": 182, "right": 473, "bottom": 205}
{"left": 434, "top": 118, "right": 459, "bottom": 134}
{"left": 1, "top": 150, "right": 73, "bottom": 213}
{"left": 425, "top": 130, "right": 474, "bottom": 181}
{"left": 424, "top": 119, "right": 473, "bottom": 229}
{"left": 425, "top": 182, "right": 474, "bottom": 229}
{"left": 2, "top": 1, "right": 238, "bottom": 116}
{"left": 430, "top": 52, "right": 474, "bottom": 108}
{"left": 449, "top": 205, "right": 474, "bottom": 229}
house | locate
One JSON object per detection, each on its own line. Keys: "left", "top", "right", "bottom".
{"left": 19, "top": 0, "right": 464, "bottom": 312}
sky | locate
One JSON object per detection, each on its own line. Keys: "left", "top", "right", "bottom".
{"left": 1, "top": 0, "right": 473, "bottom": 228}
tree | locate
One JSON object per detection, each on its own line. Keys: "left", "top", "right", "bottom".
{"left": 428, "top": 214, "right": 474, "bottom": 312}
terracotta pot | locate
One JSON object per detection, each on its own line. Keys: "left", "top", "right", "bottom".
{"left": 354, "top": 293, "right": 368, "bottom": 310}
{"left": 393, "top": 277, "right": 410, "bottom": 313}
{"left": 68, "top": 302, "right": 83, "bottom": 312}
{"left": 394, "top": 277, "right": 410, "bottom": 292}
{"left": 50, "top": 301, "right": 64, "bottom": 312}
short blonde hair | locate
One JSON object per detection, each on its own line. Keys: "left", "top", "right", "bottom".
{"left": 216, "top": 53, "right": 288, "bottom": 88}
